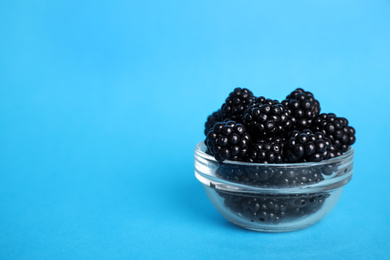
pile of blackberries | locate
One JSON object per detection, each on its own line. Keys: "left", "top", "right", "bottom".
{"left": 217, "top": 191, "right": 329, "bottom": 224}
{"left": 204, "top": 88, "right": 356, "bottom": 164}
{"left": 203, "top": 88, "right": 356, "bottom": 224}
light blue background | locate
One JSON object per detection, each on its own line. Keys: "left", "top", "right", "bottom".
{"left": 1, "top": 0, "right": 390, "bottom": 259}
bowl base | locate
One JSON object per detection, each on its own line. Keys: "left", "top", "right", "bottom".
{"left": 227, "top": 219, "right": 321, "bottom": 233}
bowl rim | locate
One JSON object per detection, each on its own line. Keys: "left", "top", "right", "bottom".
{"left": 195, "top": 141, "right": 354, "bottom": 167}
{"left": 194, "top": 141, "right": 354, "bottom": 194}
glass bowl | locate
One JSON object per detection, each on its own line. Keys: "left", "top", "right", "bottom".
{"left": 194, "top": 141, "right": 354, "bottom": 232}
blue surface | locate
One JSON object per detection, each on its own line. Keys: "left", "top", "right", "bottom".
{"left": 1, "top": 0, "right": 390, "bottom": 259}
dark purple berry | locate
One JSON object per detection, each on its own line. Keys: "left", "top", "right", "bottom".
{"left": 216, "top": 161, "right": 324, "bottom": 186}
{"left": 243, "top": 97, "right": 292, "bottom": 138}
{"left": 205, "top": 120, "right": 251, "bottom": 162}
{"left": 284, "top": 129, "right": 331, "bottom": 163}
{"left": 246, "top": 136, "right": 286, "bottom": 164}
{"left": 312, "top": 113, "right": 356, "bottom": 156}
{"left": 220, "top": 88, "right": 255, "bottom": 123}
{"left": 204, "top": 110, "right": 222, "bottom": 135}
{"left": 215, "top": 190, "right": 329, "bottom": 224}
{"left": 282, "top": 88, "right": 320, "bottom": 130}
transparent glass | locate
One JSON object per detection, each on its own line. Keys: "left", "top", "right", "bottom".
{"left": 194, "top": 142, "right": 354, "bottom": 232}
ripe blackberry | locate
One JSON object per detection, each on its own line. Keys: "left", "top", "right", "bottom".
{"left": 220, "top": 88, "right": 255, "bottom": 123}
{"left": 216, "top": 164, "right": 248, "bottom": 183}
{"left": 284, "top": 129, "right": 331, "bottom": 163}
{"left": 205, "top": 120, "right": 251, "bottom": 162}
{"left": 284, "top": 193, "right": 330, "bottom": 217}
{"left": 246, "top": 136, "right": 285, "bottom": 164}
{"left": 243, "top": 97, "right": 292, "bottom": 138}
{"left": 204, "top": 110, "right": 222, "bottom": 135}
{"left": 216, "top": 161, "right": 324, "bottom": 187}
{"left": 216, "top": 190, "right": 329, "bottom": 224}
{"left": 265, "top": 167, "right": 324, "bottom": 186}
{"left": 282, "top": 88, "right": 320, "bottom": 129}
{"left": 312, "top": 113, "right": 356, "bottom": 156}
{"left": 218, "top": 192, "right": 288, "bottom": 224}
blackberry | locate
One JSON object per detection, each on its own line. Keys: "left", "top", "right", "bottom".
{"left": 204, "top": 110, "right": 222, "bottom": 135}
{"left": 205, "top": 120, "right": 251, "bottom": 162}
{"left": 243, "top": 97, "right": 292, "bottom": 138}
{"left": 216, "top": 161, "right": 324, "bottom": 187}
{"left": 216, "top": 164, "right": 249, "bottom": 183}
{"left": 284, "top": 193, "right": 330, "bottom": 217}
{"left": 216, "top": 190, "right": 329, "bottom": 224}
{"left": 246, "top": 136, "right": 285, "bottom": 164}
{"left": 218, "top": 192, "right": 288, "bottom": 224}
{"left": 312, "top": 113, "right": 356, "bottom": 156}
{"left": 282, "top": 88, "right": 320, "bottom": 129}
{"left": 265, "top": 167, "right": 324, "bottom": 186}
{"left": 220, "top": 88, "right": 255, "bottom": 123}
{"left": 284, "top": 129, "right": 331, "bottom": 163}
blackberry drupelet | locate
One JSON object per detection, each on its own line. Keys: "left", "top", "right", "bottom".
{"left": 312, "top": 113, "right": 356, "bottom": 156}
{"left": 282, "top": 88, "right": 320, "bottom": 130}
{"left": 284, "top": 129, "right": 331, "bottom": 163}
{"left": 205, "top": 120, "right": 251, "bottom": 162}
{"left": 204, "top": 109, "right": 222, "bottom": 135}
{"left": 243, "top": 97, "right": 292, "bottom": 138}
{"left": 246, "top": 136, "right": 285, "bottom": 164}
{"left": 220, "top": 88, "right": 256, "bottom": 123}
